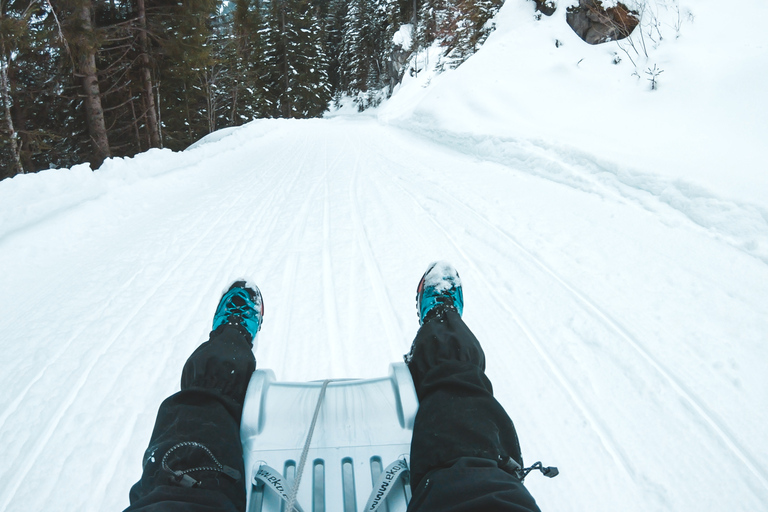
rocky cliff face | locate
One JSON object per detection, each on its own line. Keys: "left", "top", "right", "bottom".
{"left": 531, "top": 0, "right": 640, "bottom": 45}
{"left": 567, "top": 0, "right": 640, "bottom": 44}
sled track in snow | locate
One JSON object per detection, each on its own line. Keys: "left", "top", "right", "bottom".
{"left": 0, "top": 165, "right": 269, "bottom": 511}
{"left": 0, "top": 269, "right": 143, "bottom": 433}
{"left": 91, "top": 143, "right": 320, "bottom": 509}
{"left": 349, "top": 148, "right": 404, "bottom": 355}
{"left": 444, "top": 188, "right": 768, "bottom": 492}
{"left": 322, "top": 160, "right": 344, "bottom": 368}
{"left": 379, "top": 165, "right": 639, "bottom": 482}
{"left": 380, "top": 151, "right": 768, "bottom": 490}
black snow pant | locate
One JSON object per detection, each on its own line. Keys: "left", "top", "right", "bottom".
{"left": 406, "top": 308, "right": 541, "bottom": 512}
{"left": 124, "top": 325, "right": 255, "bottom": 512}
{"left": 125, "top": 311, "right": 540, "bottom": 512}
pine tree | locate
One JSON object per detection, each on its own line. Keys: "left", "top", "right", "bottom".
{"left": 444, "top": 0, "right": 502, "bottom": 66}
{"left": 90, "top": 0, "right": 160, "bottom": 157}
{"left": 414, "top": 0, "right": 503, "bottom": 69}
{"left": 337, "top": 0, "right": 402, "bottom": 109}
{"left": 291, "top": 2, "right": 331, "bottom": 117}
{"left": 227, "top": 0, "right": 269, "bottom": 124}
{"left": 323, "top": 0, "right": 348, "bottom": 101}
{"left": 60, "top": 0, "right": 111, "bottom": 167}
{"left": 339, "top": 0, "right": 366, "bottom": 95}
{"left": 147, "top": 0, "right": 217, "bottom": 149}
{"left": 0, "top": 0, "right": 28, "bottom": 177}
{"left": 12, "top": 2, "right": 89, "bottom": 174}
{"left": 3, "top": 0, "right": 504, "bottom": 178}
{"left": 0, "top": 0, "right": 94, "bottom": 174}
{"left": 365, "top": 0, "right": 390, "bottom": 93}
{"left": 262, "top": 0, "right": 330, "bottom": 118}
{"left": 136, "top": 0, "right": 160, "bottom": 148}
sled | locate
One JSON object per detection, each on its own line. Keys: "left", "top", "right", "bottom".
{"left": 240, "top": 362, "right": 419, "bottom": 512}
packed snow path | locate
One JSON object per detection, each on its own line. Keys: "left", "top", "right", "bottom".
{"left": 1, "top": 117, "right": 766, "bottom": 512}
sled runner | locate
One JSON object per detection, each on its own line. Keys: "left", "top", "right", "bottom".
{"left": 240, "top": 362, "right": 419, "bottom": 512}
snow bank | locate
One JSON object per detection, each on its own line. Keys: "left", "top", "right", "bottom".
{"left": 0, "top": 149, "right": 172, "bottom": 242}
{"left": 0, "top": 120, "right": 279, "bottom": 243}
{"left": 381, "top": 0, "right": 768, "bottom": 210}
{"left": 393, "top": 23, "right": 413, "bottom": 51}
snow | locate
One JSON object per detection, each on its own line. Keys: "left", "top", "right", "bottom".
{"left": 381, "top": 0, "right": 768, "bottom": 207}
{"left": 422, "top": 261, "right": 461, "bottom": 292}
{"left": 1, "top": 2, "right": 767, "bottom": 512}
{"left": 393, "top": 24, "right": 413, "bottom": 51}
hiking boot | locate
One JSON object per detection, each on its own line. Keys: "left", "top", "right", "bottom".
{"left": 416, "top": 261, "right": 463, "bottom": 325}
{"left": 212, "top": 280, "right": 264, "bottom": 345}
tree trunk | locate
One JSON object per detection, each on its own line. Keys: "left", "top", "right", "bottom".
{"left": 0, "top": 34, "right": 24, "bottom": 177}
{"left": 281, "top": 7, "right": 291, "bottom": 118}
{"left": 130, "top": 95, "right": 142, "bottom": 151}
{"left": 74, "top": 0, "right": 111, "bottom": 167}
{"left": 137, "top": 0, "right": 160, "bottom": 148}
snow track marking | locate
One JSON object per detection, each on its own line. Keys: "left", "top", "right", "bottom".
{"left": 419, "top": 169, "right": 768, "bottom": 493}
{"left": 0, "top": 156, "right": 273, "bottom": 511}
{"left": 348, "top": 150, "right": 404, "bottom": 355}
{"left": 266, "top": 136, "right": 343, "bottom": 378}
{"left": 2, "top": 118, "right": 766, "bottom": 512}
{"left": 380, "top": 165, "right": 638, "bottom": 483}
{"left": 1, "top": 135, "right": 306, "bottom": 510}
{"left": 399, "top": 127, "right": 768, "bottom": 266}
{"left": 322, "top": 171, "right": 344, "bottom": 368}
{"left": 0, "top": 269, "right": 143, "bottom": 432}
{"left": 364, "top": 126, "right": 768, "bottom": 507}
{"left": 89, "top": 152, "right": 306, "bottom": 509}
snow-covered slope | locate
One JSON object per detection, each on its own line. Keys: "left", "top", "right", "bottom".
{"left": 1, "top": 1, "right": 767, "bottom": 512}
{"left": 381, "top": 0, "right": 768, "bottom": 207}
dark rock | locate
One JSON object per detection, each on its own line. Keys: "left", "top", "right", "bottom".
{"left": 566, "top": 0, "right": 639, "bottom": 45}
{"left": 387, "top": 45, "right": 411, "bottom": 97}
{"left": 532, "top": 0, "right": 557, "bottom": 16}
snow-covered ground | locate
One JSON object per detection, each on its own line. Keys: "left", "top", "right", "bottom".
{"left": 1, "top": 1, "right": 767, "bottom": 511}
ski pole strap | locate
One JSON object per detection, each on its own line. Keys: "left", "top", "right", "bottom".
{"left": 363, "top": 458, "right": 410, "bottom": 512}
{"left": 253, "top": 463, "right": 305, "bottom": 512}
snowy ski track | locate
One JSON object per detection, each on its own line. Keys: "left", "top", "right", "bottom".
{"left": 1, "top": 117, "right": 767, "bottom": 512}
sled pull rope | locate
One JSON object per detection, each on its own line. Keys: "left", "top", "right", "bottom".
{"left": 285, "top": 378, "right": 333, "bottom": 512}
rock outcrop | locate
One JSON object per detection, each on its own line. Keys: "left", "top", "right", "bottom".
{"left": 566, "top": 0, "right": 639, "bottom": 45}
{"left": 532, "top": 0, "right": 557, "bottom": 16}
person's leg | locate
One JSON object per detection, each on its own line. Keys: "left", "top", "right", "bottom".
{"left": 407, "top": 308, "right": 523, "bottom": 488}
{"left": 125, "top": 282, "right": 263, "bottom": 512}
{"left": 125, "top": 325, "right": 255, "bottom": 512}
{"left": 406, "top": 263, "right": 540, "bottom": 512}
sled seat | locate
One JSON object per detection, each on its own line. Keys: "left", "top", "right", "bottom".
{"left": 240, "top": 362, "right": 419, "bottom": 512}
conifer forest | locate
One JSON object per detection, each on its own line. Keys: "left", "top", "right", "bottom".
{"left": 0, "top": 0, "right": 504, "bottom": 179}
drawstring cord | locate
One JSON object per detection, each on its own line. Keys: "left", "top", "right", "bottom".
{"left": 162, "top": 441, "right": 242, "bottom": 488}
{"left": 517, "top": 461, "right": 559, "bottom": 481}
{"left": 499, "top": 455, "right": 559, "bottom": 482}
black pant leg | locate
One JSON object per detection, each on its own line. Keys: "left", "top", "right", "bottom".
{"left": 124, "top": 326, "right": 256, "bottom": 512}
{"left": 407, "top": 309, "right": 540, "bottom": 512}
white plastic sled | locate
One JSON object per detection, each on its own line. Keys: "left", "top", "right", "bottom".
{"left": 240, "top": 363, "right": 419, "bottom": 512}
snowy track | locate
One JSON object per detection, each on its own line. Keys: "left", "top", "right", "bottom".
{"left": 1, "top": 117, "right": 767, "bottom": 511}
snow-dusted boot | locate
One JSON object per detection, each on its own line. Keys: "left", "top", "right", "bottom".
{"left": 415, "top": 261, "right": 464, "bottom": 325}
{"left": 212, "top": 280, "right": 264, "bottom": 345}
